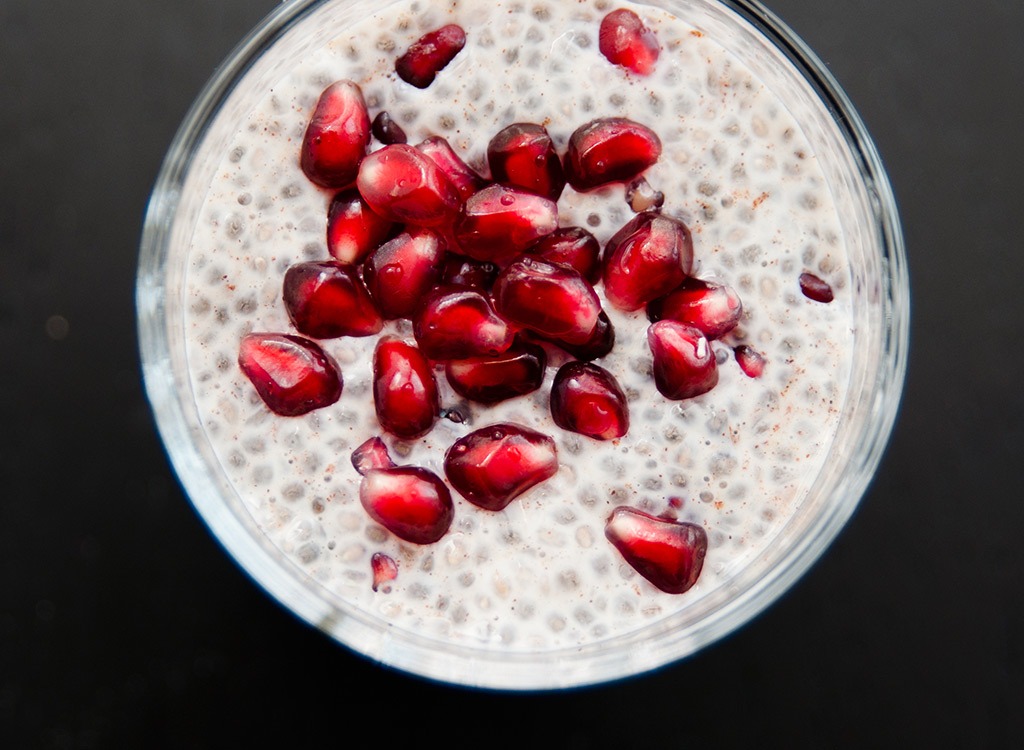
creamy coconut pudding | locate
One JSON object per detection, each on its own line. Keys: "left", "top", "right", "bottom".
{"left": 172, "top": 0, "right": 861, "bottom": 667}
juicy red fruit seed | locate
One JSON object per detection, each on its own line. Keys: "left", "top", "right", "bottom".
{"left": 371, "top": 110, "right": 407, "bottom": 144}
{"left": 487, "top": 122, "right": 566, "bottom": 201}
{"left": 326, "top": 188, "right": 394, "bottom": 265}
{"left": 360, "top": 466, "right": 454, "bottom": 544}
{"left": 371, "top": 552, "right": 398, "bottom": 592}
{"left": 372, "top": 336, "right": 439, "bottom": 440}
{"left": 603, "top": 211, "right": 694, "bottom": 312}
{"left": 647, "top": 320, "right": 719, "bottom": 400}
{"left": 605, "top": 506, "right": 707, "bottom": 595}
{"left": 416, "top": 136, "right": 488, "bottom": 201}
{"left": 395, "top": 24, "right": 467, "bottom": 89}
{"left": 445, "top": 341, "right": 546, "bottom": 404}
{"left": 414, "top": 285, "right": 516, "bottom": 360}
{"left": 799, "top": 272, "right": 835, "bottom": 303}
{"left": 238, "top": 333, "right": 343, "bottom": 417}
{"left": 599, "top": 8, "right": 660, "bottom": 76}
{"left": 493, "top": 257, "right": 602, "bottom": 345}
{"left": 357, "top": 144, "right": 461, "bottom": 227}
{"left": 532, "top": 309, "right": 615, "bottom": 362}
{"left": 282, "top": 261, "right": 383, "bottom": 339}
{"left": 647, "top": 277, "right": 743, "bottom": 340}
{"left": 444, "top": 423, "right": 558, "bottom": 511}
{"left": 300, "top": 80, "right": 371, "bottom": 189}
{"left": 362, "top": 227, "right": 446, "bottom": 319}
{"left": 564, "top": 117, "right": 662, "bottom": 192}
{"left": 525, "top": 226, "right": 602, "bottom": 284}
{"left": 550, "top": 361, "right": 630, "bottom": 441}
{"left": 453, "top": 184, "right": 558, "bottom": 264}
{"left": 351, "top": 436, "right": 396, "bottom": 476}
{"left": 734, "top": 345, "right": 766, "bottom": 378}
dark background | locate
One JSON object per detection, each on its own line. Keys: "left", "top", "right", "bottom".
{"left": 2, "top": 0, "right": 1021, "bottom": 746}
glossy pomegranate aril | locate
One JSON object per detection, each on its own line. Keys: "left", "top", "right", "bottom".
{"left": 533, "top": 309, "right": 615, "bottom": 362}
{"left": 550, "top": 361, "right": 629, "bottom": 441}
{"left": 734, "top": 345, "right": 766, "bottom": 378}
{"left": 282, "top": 260, "right": 383, "bottom": 339}
{"left": 799, "top": 272, "right": 835, "bottom": 303}
{"left": 371, "top": 552, "right": 399, "bottom": 592}
{"left": 395, "top": 24, "right": 467, "bottom": 89}
{"left": 372, "top": 336, "right": 439, "bottom": 439}
{"left": 493, "top": 257, "right": 602, "bottom": 345}
{"left": 647, "top": 320, "right": 719, "bottom": 400}
{"left": 362, "top": 227, "right": 446, "bottom": 319}
{"left": 445, "top": 341, "right": 546, "bottom": 404}
{"left": 371, "top": 110, "right": 407, "bottom": 144}
{"left": 356, "top": 143, "right": 461, "bottom": 227}
{"left": 602, "top": 211, "right": 694, "bottom": 312}
{"left": 441, "top": 253, "right": 499, "bottom": 291}
{"left": 326, "top": 188, "right": 394, "bottom": 265}
{"left": 413, "top": 285, "right": 516, "bottom": 360}
{"left": 238, "top": 333, "right": 342, "bottom": 417}
{"left": 647, "top": 277, "right": 742, "bottom": 340}
{"left": 444, "top": 423, "right": 558, "bottom": 511}
{"left": 351, "top": 436, "right": 397, "bottom": 476}
{"left": 605, "top": 506, "right": 707, "bottom": 594}
{"left": 453, "top": 184, "right": 558, "bottom": 264}
{"left": 416, "top": 136, "right": 488, "bottom": 202}
{"left": 524, "top": 226, "right": 601, "bottom": 284}
{"left": 564, "top": 117, "right": 661, "bottom": 192}
{"left": 300, "top": 80, "right": 371, "bottom": 189}
{"left": 360, "top": 466, "right": 453, "bottom": 544}
{"left": 487, "top": 122, "right": 566, "bottom": 201}
{"left": 598, "top": 8, "right": 660, "bottom": 76}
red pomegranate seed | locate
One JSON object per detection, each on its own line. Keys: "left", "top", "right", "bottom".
{"left": 238, "top": 333, "right": 342, "bottom": 417}
{"left": 362, "top": 227, "right": 446, "bottom": 319}
{"left": 360, "top": 466, "right": 453, "bottom": 544}
{"left": 734, "top": 345, "right": 766, "bottom": 378}
{"left": 550, "top": 361, "right": 629, "bottom": 441}
{"left": 372, "top": 336, "right": 439, "bottom": 439}
{"left": 282, "top": 260, "right": 383, "bottom": 339}
{"left": 444, "top": 423, "right": 558, "bottom": 511}
{"left": 647, "top": 277, "right": 743, "bottom": 340}
{"left": 416, "top": 136, "right": 488, "bottom": 201}
{"left": 300, "top": 80, "right": 371, "bottom": 189}
{"left": 493, "top": 257, "right": 602, "bottom": 345}
{"left": 598, "top": 9, "right": 660, "bottom": 76}
{"left": 625, "top": 176, "right": 665, "bottom": 213}
{"left": 602, "top": 212, "right": 694, "bottom": 312}
{"left": 487, "top": 122, "right": 566, "bottom": 201}
{"left": 413, "top": 285, "right": 516, "bottom": 360}
{"left": 524, "top": 226, "right": 602, "bottom": 284}
{"left": 799, "top": 272, "right": 834, "bottom": 303}
{"left": 441, "top": 253, "right": 499, "bottom": 291}
{"left": 356, "top": 144, "right": 461, "bottom": 227}
{"left": 371, "top": 110, "right": 407, "bottom": 144}
{"left": 564, "top": 118, "right": 661, "bottom": 192}
{"left": 531, "top": 309, "right": 615, "bottom": 362}
{"left": 647, "top": 320, "right": 719, "bottom": 400}
{"left": 351, "top": 436, "right": 396, "bottom": 475}
{"left": 395, "top": 24, "right": 467, "bottom": 89}
{"left": 605, "top": 506, "right": 707, "bottom": 594}
{"left": 453, "top": 184, "right": 558, "bottom": 264}
{"left": 371, "top": 552, "right": 398, "bottom": 592}
{"left": 445, "top": 341, "right": 546, "bottom": 404}
{"left": 326, "top": 188, "right": 394, "bottom": 265}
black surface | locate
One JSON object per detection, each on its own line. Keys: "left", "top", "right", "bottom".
{"left": 2, "top": 0, "right": 1022, "bottom": 746}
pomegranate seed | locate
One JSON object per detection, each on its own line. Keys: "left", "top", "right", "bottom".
{"left": 371, "top": 552, "right": 398, "bottom": 591}
{"left": 453, "top": 184, "right": 558, "bottom": 264}
{"left": 625, "top": 176, "right": 665, "bottom": 213}
{"left": 605, "top": 506, "right": 707, "bottom": 594}
{"left": 300, "top": 80, "right": 371, "bottom": 188}
{"left": 362, "top": 227, "right": 446, "bottom": 319}
{"left": 524, "top": 226, "right": 601, "bottom": 284}
{"left": 395, "top": 24, "right": 467, "bottom": 89}
{"left": 647, "top": 277, "right": 743, "bottom": 340}
{"left": 356, "top": 144, "right": 461, "bottom": 227}
{"left": 441, "top": 253, "right": 499, "bottom": 291}
{"left": 647, "top": 320, "right": 719, "bottom": 400}
{"left": 493, "top": 257, "right": 602, "bottom": 345}
{"left": 282, "top": 261, "right": 383, "bottom": 339}
{"left": 799, "top": 272, "right": 834, "bottom": 303}
{"left": 351, "top": 436, "right": 396, "bottom": 476}
{"left": 238, "top": 333, "right": 342, "bottom": 417}
{"left": 444, "top": 423, "right": 558, "bottom": 511}
{"left": 414, "top": 284, "right": 516, "bottom": 360}
{"left": 598, "top": 9, "right": 660, "bottom": 76}
{"left": 326, "top": 188, "right": 394, "bottom": 265}
{"left": 734, "top": 345, "right": 766, "bottom": 378}
{"left": 372, "top": 336, "right": 439, "bottom": 439}
{"left": 360, "top": 466, "right": 453, "bottom": 544}
{"left": 531, "top": 309, "right": 615, "bottom": 362}
{"left": 416, "top": 136, "right": 488, "bottom": 201}
{"left": 487, "top": 122, "right": 566, "bottom": 201}
{"left": 371, "top": 110, "right": 407, "bottom": 144}
{"left": 550, "top": 361, "right": 629, "bottom": 441}
{"left": 445, "top": 341, "right": 546, "bottom": 404}
{"left": 602, "top": 212, "right": 694, "bottom": 312}
{"left": 564, "top": 117, "right": 661, "bottom": 192}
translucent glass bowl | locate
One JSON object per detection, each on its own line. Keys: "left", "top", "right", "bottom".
{"left": 137, "top": 0, "right": 908, "bottom": 690}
